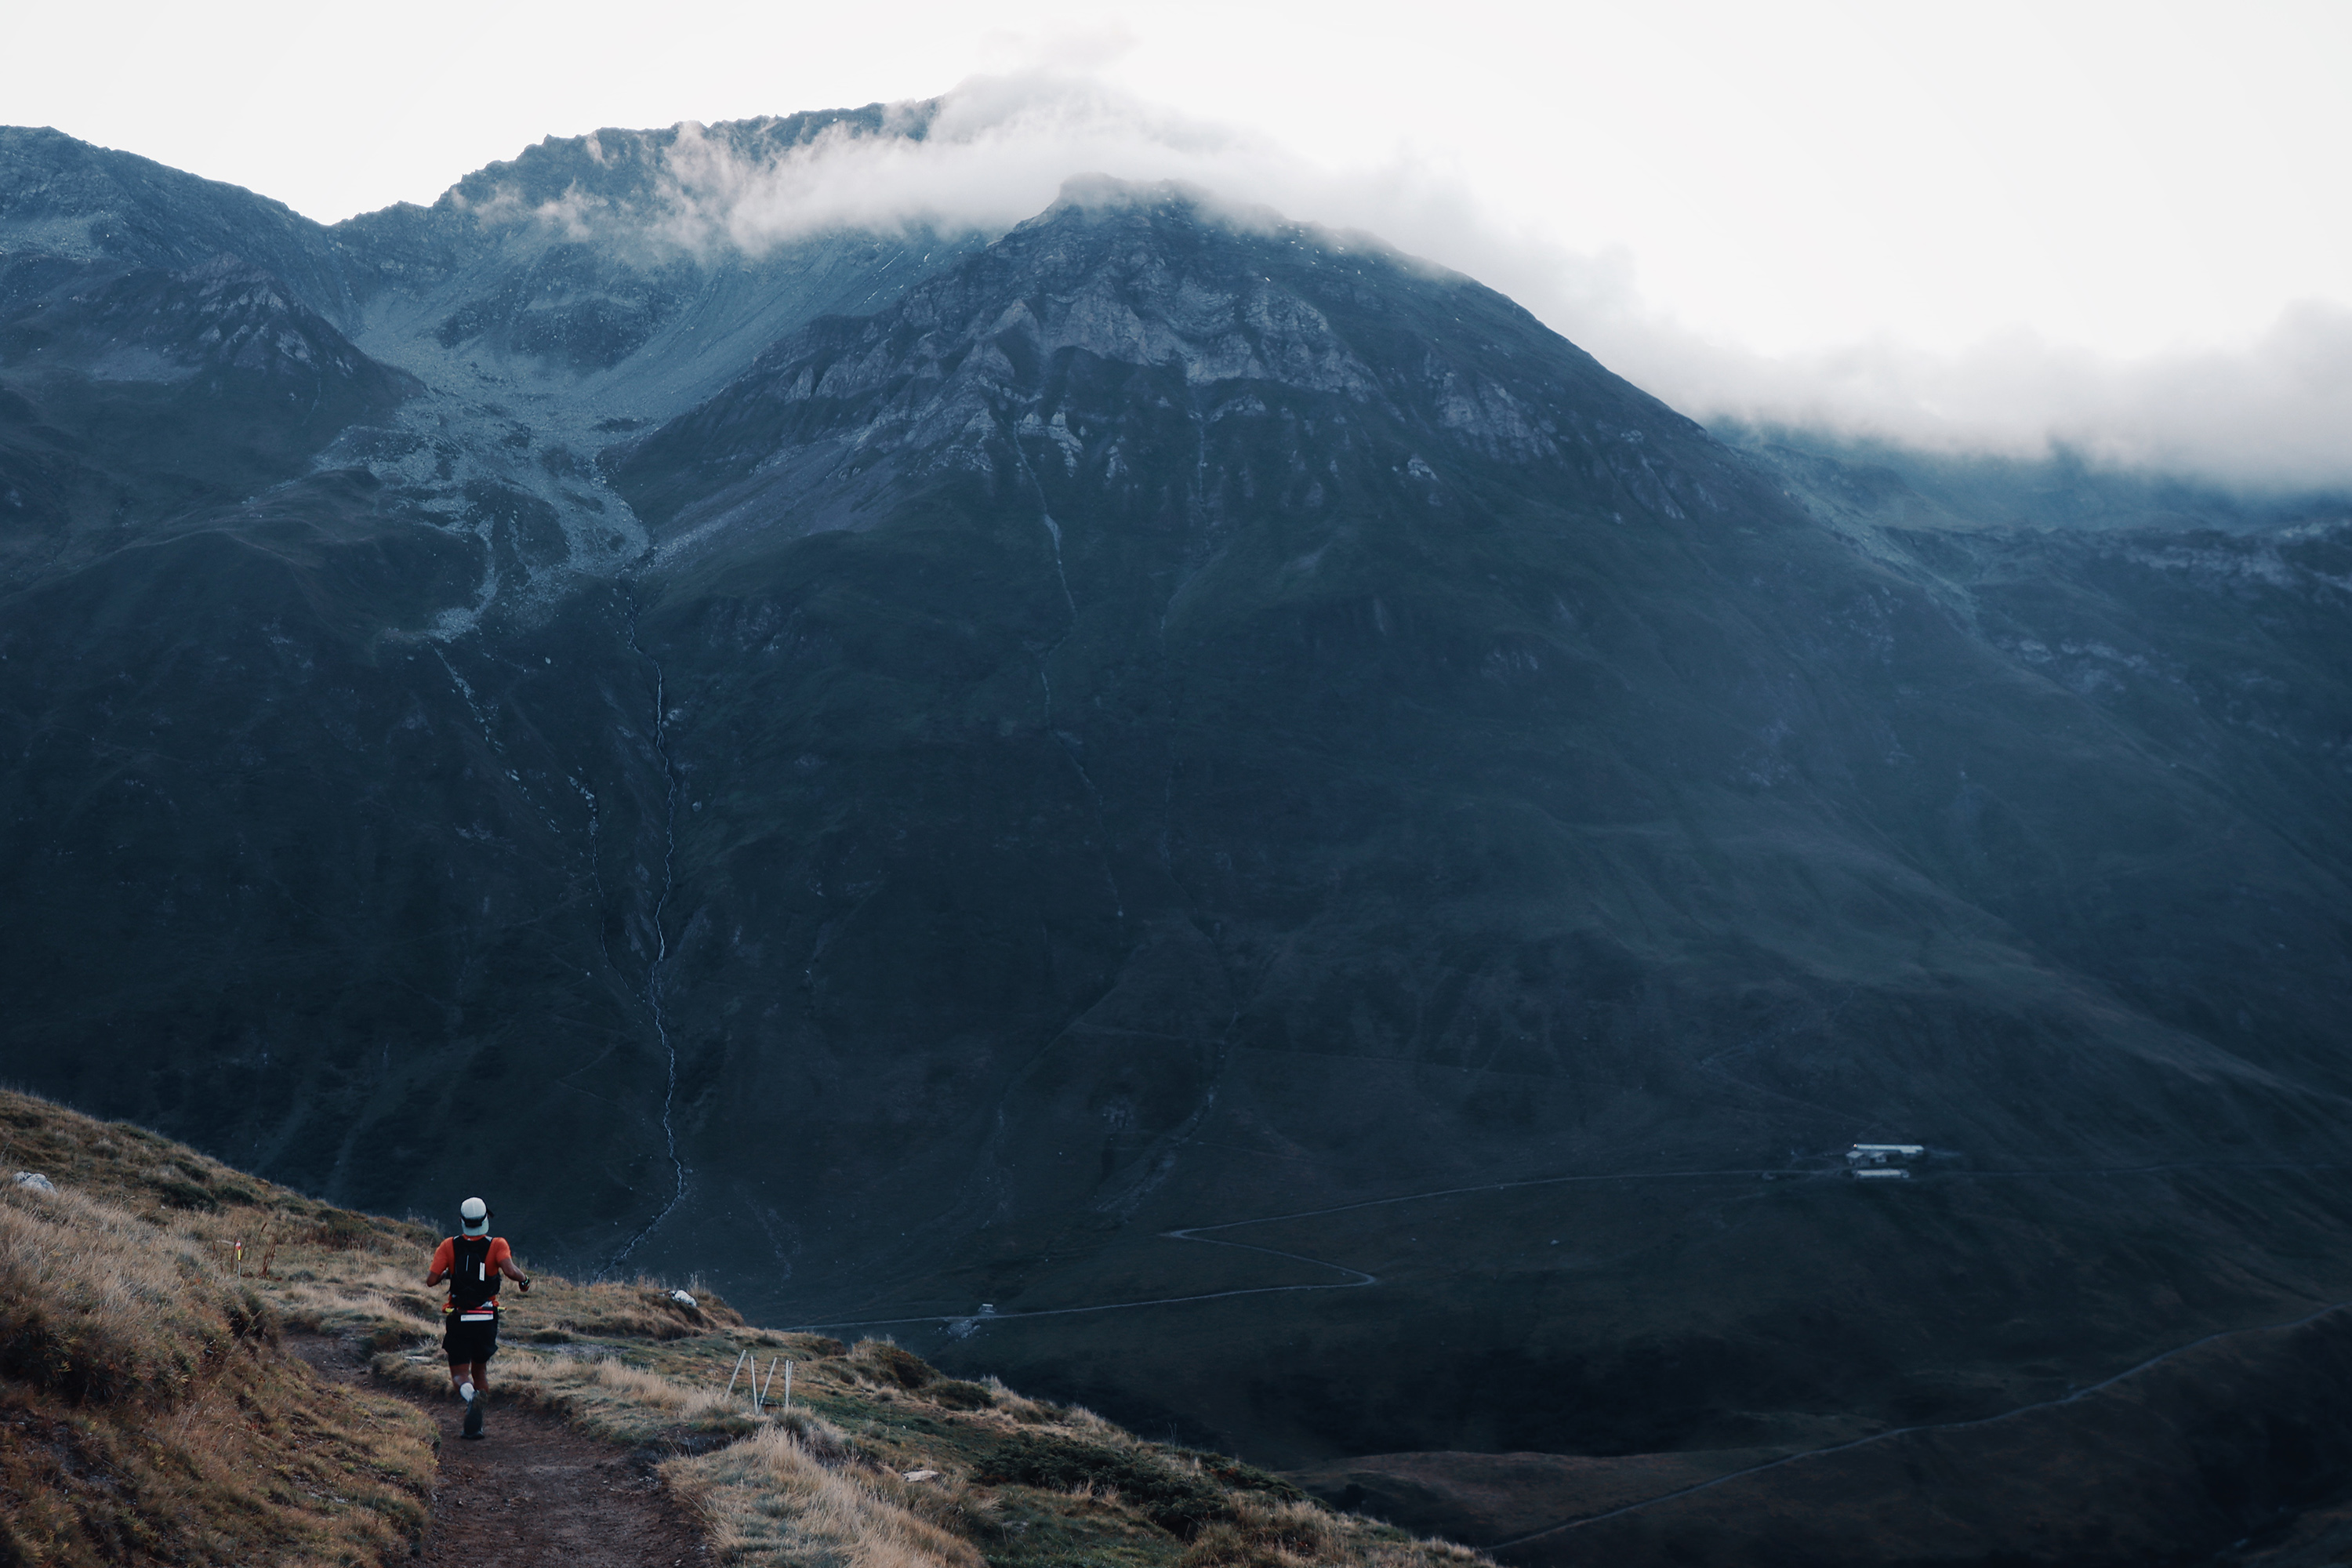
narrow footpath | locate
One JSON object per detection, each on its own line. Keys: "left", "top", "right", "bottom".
{"left": 289, "top": 1334, "right": 707, "bottom": 1567}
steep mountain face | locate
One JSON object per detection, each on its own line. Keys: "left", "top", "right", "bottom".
{"left": 0, "top": 117, "right": 973, "bottom": 1252}
{"left": 5, "top": 122, "right": 2352, "bottom": 1563}
{"left": 585, "top": 184, "right": 2352, "bottom": 1451}
{"left": 0, "top": 252, "right": 415, "bottom": 583}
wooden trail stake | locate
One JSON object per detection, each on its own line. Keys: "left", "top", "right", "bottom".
{"left": 756, "top": 1357, "right": 778, "bottom": 1413}
{"left": 724, "top": 1348, "right": 750, "bottom": 1399}
{"left": 782, "top": 1360, "right": 793, "bottom": 1414}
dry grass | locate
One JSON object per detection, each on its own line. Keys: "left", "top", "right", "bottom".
{"left": 369, "top": 1340, "right": 755, "bottom": 1443}
{"left": 1181, "top": 1496, "right": 1490, "bottom": 1568}
{"left": 372, "top": 1326, "right": 1490, "bottom": 1568}
{"left": 0, "top": 1178, "right": 253, "bottom": 1404}
{"left": 0, "top": 1097, "right": 436, "bottom": 1567}
{"left": 667, "top": 1424, "right": 985, "bottom": 1568}
{"left": 2, "top": 1087, "right": 1490, "bottom": 1568}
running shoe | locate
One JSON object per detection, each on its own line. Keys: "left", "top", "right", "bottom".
{"left": 462, "top": 1388, "right": 485, "bottom": 1439}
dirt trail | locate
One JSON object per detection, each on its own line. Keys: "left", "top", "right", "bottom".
{"left": 289, "top": 1334, "right": 708, "bottom": 1567}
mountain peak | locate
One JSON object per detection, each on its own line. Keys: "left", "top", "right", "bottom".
{"left": 613, "top": 176, "right": 1722, "bottom": 554}
{"left": 0, "top": 124, "right": 346, "bottom": 309}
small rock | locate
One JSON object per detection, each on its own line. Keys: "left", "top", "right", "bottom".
{"left": 668, "top": 1289, "right": 697, "bottom": 1308}
{"left": 12, "top": 1172, "right": 56, "bottom": 1193}
{"left": 902, "top": 1469, "right": 940, "bottom": 1483}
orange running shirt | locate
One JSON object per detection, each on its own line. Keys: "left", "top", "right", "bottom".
{"left": 430, "top": 1236, "right": 512, "bottom": 1310}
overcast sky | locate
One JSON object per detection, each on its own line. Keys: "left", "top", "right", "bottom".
{"left": 10, "top": 0, "right": 2348, "bottom": 483}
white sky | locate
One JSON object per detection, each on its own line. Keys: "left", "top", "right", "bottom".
{"left": 9, "top": 0, "right": 2350, "bottom": 481}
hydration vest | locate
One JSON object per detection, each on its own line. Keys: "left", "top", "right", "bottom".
{"left": 448, "top": 1235, "right": 499, "bottom": 1319}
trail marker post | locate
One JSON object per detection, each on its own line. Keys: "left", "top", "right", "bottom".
{"left": 724, "top": 1348, "right": 750, "bottom": 1399}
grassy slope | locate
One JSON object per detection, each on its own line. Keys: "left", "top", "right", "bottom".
{"left": 0, "top": 1091, "right": 436, "bottom": 1566}
{"left": 1, "top": 1089, "right": 1483, "bottom": 1568}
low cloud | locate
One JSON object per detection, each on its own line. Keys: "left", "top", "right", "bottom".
{"left": 1589, "top": 301, "right": 2352, "bottom": 493}
{"left": 630, "top": 75, "right": 1290, "bottom": 254}
{"left": 491, "top": 74, "right": 2352, "bottom": 492}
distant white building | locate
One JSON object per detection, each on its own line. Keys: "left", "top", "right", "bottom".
{"left": 1846, "top": 1143, "right": 1925, "bottom": 1177}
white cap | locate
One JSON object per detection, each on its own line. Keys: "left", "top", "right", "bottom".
{"left": 459, "top": 1196, "right": 489, "bottom": 1236}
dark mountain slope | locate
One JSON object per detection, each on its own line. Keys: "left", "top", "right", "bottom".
{"left": 0, "top": 249, "right": 418, "bottom": 583}
{"left": 0, "top": 120, "right": 986, "bottom": 1264}
{"left": 572, "top": 184, "right": 2352, "bottom": 1467}
{"left": 4, "top": 132, "right": 2352, "bottom": 1564}
{"left": 0, "top": 476, "right": 688, "bottom": 1240}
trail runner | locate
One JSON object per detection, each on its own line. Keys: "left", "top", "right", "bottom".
{"left": 425, "top": 1196, "right": 531, "bottom": 1439}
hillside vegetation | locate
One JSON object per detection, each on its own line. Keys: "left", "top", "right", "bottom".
{"left": 0, "top": 1091, "right": 435, "bottom": 1565}
{"left": 1, "top": 1088, "right": 1484, "bottom": 1568}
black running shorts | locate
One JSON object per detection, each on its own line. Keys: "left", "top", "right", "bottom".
{"left": 443, "top": 1310, "right": 499, "bottom": 1363}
